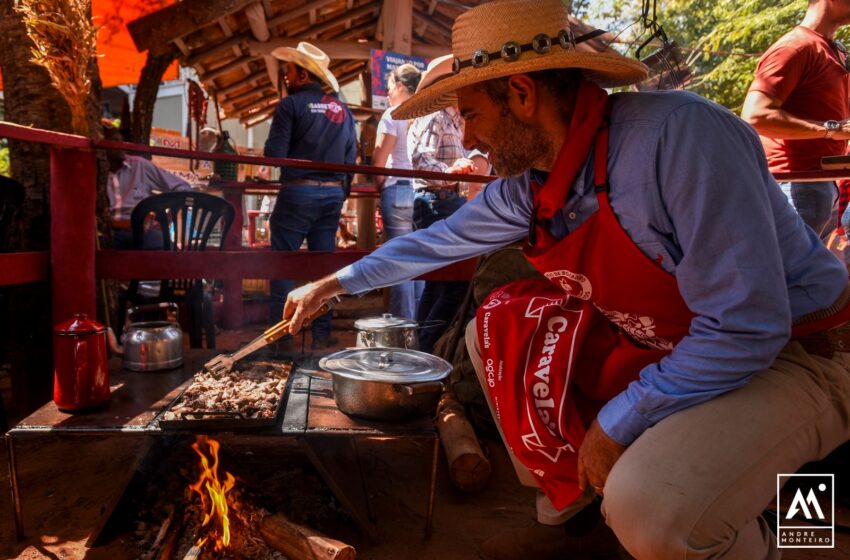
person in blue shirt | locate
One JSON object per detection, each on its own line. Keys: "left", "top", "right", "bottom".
{"left": 264, "top": 42, "right": 357, "bottom": 350}
{"left": 281, "top": 2, "right": 850, "bottom": 559}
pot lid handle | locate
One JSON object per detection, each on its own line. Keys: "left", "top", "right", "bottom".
{"left": 378, "top": 351, "right": 393, "bottom": 369}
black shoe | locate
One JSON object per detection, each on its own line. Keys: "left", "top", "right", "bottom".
{"left": 310, "top": 336, "right": 339, "bottom": 350}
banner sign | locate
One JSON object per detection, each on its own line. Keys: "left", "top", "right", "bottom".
{"left": 370, "top": 49, "right": 428, "bottom": 110}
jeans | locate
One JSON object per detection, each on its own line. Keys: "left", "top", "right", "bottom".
{"left": 270, "top": 186, "right": 345, "bottom": 341}
{"left": 779, "top": 181, "right": 838, "bottom": 239}
{"left": 413, "top": 189, "right": 469, "bottom": 353}
{"left": 380, "top": 181, "right": 423, "bottom": 319}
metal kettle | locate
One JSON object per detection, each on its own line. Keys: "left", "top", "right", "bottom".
{"left": 53, "top": 313, "right": 111, "bottom": 412}
{"left": 107, "top": 303, "right": 184, "bottom": 372}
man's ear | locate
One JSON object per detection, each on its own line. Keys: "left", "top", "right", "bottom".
{"left": 506, "top": 74, "right": 538, "bottom": 119}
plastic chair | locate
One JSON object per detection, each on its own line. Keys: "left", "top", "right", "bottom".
{"left": 126, "top": 192, "right": 235, "bottom": 348}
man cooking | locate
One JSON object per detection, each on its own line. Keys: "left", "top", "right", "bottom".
{"left": 281, "top": 1, "right": 850, "bottom": 558}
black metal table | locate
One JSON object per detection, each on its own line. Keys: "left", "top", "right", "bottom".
{"left": 5, "top": 350, "right": 439, "bottom": 544}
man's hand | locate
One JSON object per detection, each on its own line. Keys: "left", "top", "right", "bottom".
{"left": 283, "top": 275, "right": 346, "bottom": 334}
{"left": 447, "top": 157, "right": 476, "bottom": 174}
{"left": 577, "top": 419, "right": 627, "bottom": 496}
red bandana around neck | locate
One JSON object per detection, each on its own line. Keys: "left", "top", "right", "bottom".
{"left": 531, "top": 80, "right": 609, "bottom": 223}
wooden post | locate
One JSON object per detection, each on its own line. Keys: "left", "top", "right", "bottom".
{"left": 355, "top": 197, "right": 377, "bottom": 250}
{"left": 381, "top": 0, "right": 413, "bottom": 55}
{"left": 50, "top": 147, "right": 97, "bottom": 324}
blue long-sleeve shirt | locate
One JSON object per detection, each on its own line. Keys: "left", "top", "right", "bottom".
{"left": 263, "top": 83, "right": 357, "bottom": 185}
{"left": 337, "top": 90, "right": 848, "bottom": 446}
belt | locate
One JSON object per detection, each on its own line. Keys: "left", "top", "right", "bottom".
{"left": 796, "top": 322, "right": 850, "bottom": 358}
{"left": 418, "top": 187, "right": 459, "bottom": 200}
{"left": 281, "top": 179, "right": 343, "bottom": 188}
{"left": 794, "top": 285, "right": 850, "bottom": 358}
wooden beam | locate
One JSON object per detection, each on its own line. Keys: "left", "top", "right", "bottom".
{"left": 173, "top": 38, "right": 190, "bottom": 57}
{"left": 222, "top": 86, "right": 275, "bottom": 107}
{"left": 234, "top": 93, "right": 278, "bottom": 113}
{"left": 267, "top": 0, "right": 336, "bottom": 29}
{"left": 201, "top": 55, "right": 256, "bottom": 82}
{"left": 239, "top": 104, "right": 277, "bottom": 126}
{"left": 415, "top": 0, "right": 439, "bottom": 38}
{"left": 245, "top": 2, "right": 270, "bottom": 41}
{"left": 128, "top": 0, "right": 257, "bottom": 55}
{"left": 216, "top": 70, "right": 267, "bottom": 96}
{"left": 336, "top": 67, "right": 366, "bottom": 87}
{"left": 184, "top": 35, "right": 247, "bottom": 66}
{"left": 248, "top": 38, "right": 379, "bottom": 59}
{"left": 337, "top": 19, "right": 379, "bottom": 41}
{"left": 381, "top": 0, "right": 412, "bottom": 54}
{"left": 413, "top": 9, "right": 451, "bottom": 41}
{"left": 307, "top": 2, "right": 381, "bottom": 39}
{"left": 412, "top": 42, "right": 450, "bottom": 59}
{"left": 244, "top": 2, "right": 279, "bottom": 91}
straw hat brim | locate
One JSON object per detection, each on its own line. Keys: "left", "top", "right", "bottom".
{"left": 392, "top": 50, "right": 647, "bottom": 120}
{"left": 272, "top": 47, "right": 340, "bottom": 92}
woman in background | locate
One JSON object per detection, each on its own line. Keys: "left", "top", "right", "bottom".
{"left": 372, "top": 63, "right": 423, "bottom": 319}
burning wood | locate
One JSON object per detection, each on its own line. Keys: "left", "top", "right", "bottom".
{"left": 105, "top": 434, "right": 354, "bottom": 559}
{"left": 189, "top": 436, "right": 236, "bottom": 552}
{"left": 260, "top": 513, "right": 356, "bottom": 560}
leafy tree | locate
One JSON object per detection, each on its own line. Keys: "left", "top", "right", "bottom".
{"left": 574, "top": 1, "right": 847, "bottom": 111}
{"left": 0, "top": 143, "right": 9, "bottom": 178}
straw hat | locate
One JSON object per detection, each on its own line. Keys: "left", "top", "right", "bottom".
{"left": 271, "top": 41, "right": 340, "bottom": 92}
{"left": 413, "top": 54, "right": 459, "bottom": 110}
{"left": 392, "top": 0, "right": 648, "bottom": 119}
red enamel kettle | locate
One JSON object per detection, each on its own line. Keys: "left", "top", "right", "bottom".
{"left": 53, "top": 314, "right": 110, "bottom": 411}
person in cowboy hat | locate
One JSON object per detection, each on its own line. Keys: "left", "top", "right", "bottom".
{"left": 282, "top": 1, "right": 850, "bottom": 558}
{"left": 264, "top": 41, "right": 356, "bottom": 350}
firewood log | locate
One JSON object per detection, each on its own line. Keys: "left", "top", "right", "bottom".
{"left": 437, "top": 392, "right": 491, "bottom": 492}
{"left": 260, "top": 513, "right": 356, "bottom": 560}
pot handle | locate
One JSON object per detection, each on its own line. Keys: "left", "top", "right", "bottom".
{"left": 127, "top": 302, "right": 179, "bottom": 325}
{"left": 416, "top": 319, "right": 445, "bottom": 332}
{"left": 106, "top": 327, "right": 123, "bottom": 357}
{"left": 393, "top": 381, "right": 445, "bottom": 397}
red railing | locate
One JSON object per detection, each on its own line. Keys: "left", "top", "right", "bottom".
{"left": 0, "top": 120, "right": 487, "bottom": 328}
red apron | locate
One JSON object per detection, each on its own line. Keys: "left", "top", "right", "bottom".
{"left": 477, "top": 110, "right": 697, "bottom": 510}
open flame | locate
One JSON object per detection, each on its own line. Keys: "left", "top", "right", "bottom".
{"left": 189, "top": 435, "right": 236, "bottom": 551}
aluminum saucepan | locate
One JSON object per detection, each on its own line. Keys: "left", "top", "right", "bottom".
{"left": 354, "top": 313, "right": 445, "bottom": 350}
{"left": 319, "top": 348, "right": 452, "bottom": 421}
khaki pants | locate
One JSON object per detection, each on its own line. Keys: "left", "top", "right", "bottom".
{"left": 466, "top": 320, "right": 850, "bottom": 559}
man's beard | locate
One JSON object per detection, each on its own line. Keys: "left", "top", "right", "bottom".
{"left": 489, "top": 109, "right": 554, "bottom": 178}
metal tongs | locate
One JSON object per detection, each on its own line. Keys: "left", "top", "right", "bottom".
{"left": 204, "top": 295, "right": 342, "bottom": 375}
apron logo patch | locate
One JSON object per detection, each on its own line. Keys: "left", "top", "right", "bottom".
{"left": 521, "top": 432, "right": 576, "bottom": 463}
{"left": 544, "top": 269, "right": 592, "bottom": 300}
{"left": 595, "top": 305, "right": 674, "bottom": 351}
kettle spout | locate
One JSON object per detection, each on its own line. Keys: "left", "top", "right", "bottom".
{"left": 106, "top": 328, "right": 124, "bottom": 357}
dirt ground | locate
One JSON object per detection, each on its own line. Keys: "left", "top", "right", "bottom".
{"left": 3, "top": 430, "right": 849, "bottom": 559}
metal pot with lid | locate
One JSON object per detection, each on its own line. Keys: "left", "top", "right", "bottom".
{"left": 319, "top": 348, "right": 452, "bottom": 420}
{"left": 354, "top": 313, "right": 420, "bottom": 349}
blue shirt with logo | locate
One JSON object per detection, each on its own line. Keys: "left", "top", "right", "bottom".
{"left": 264, "top": 83, "right": 357, "bottom": 185}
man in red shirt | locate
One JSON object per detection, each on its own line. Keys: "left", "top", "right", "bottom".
{"left": 742, "top": 0, "right": 850, "bottom": 238}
